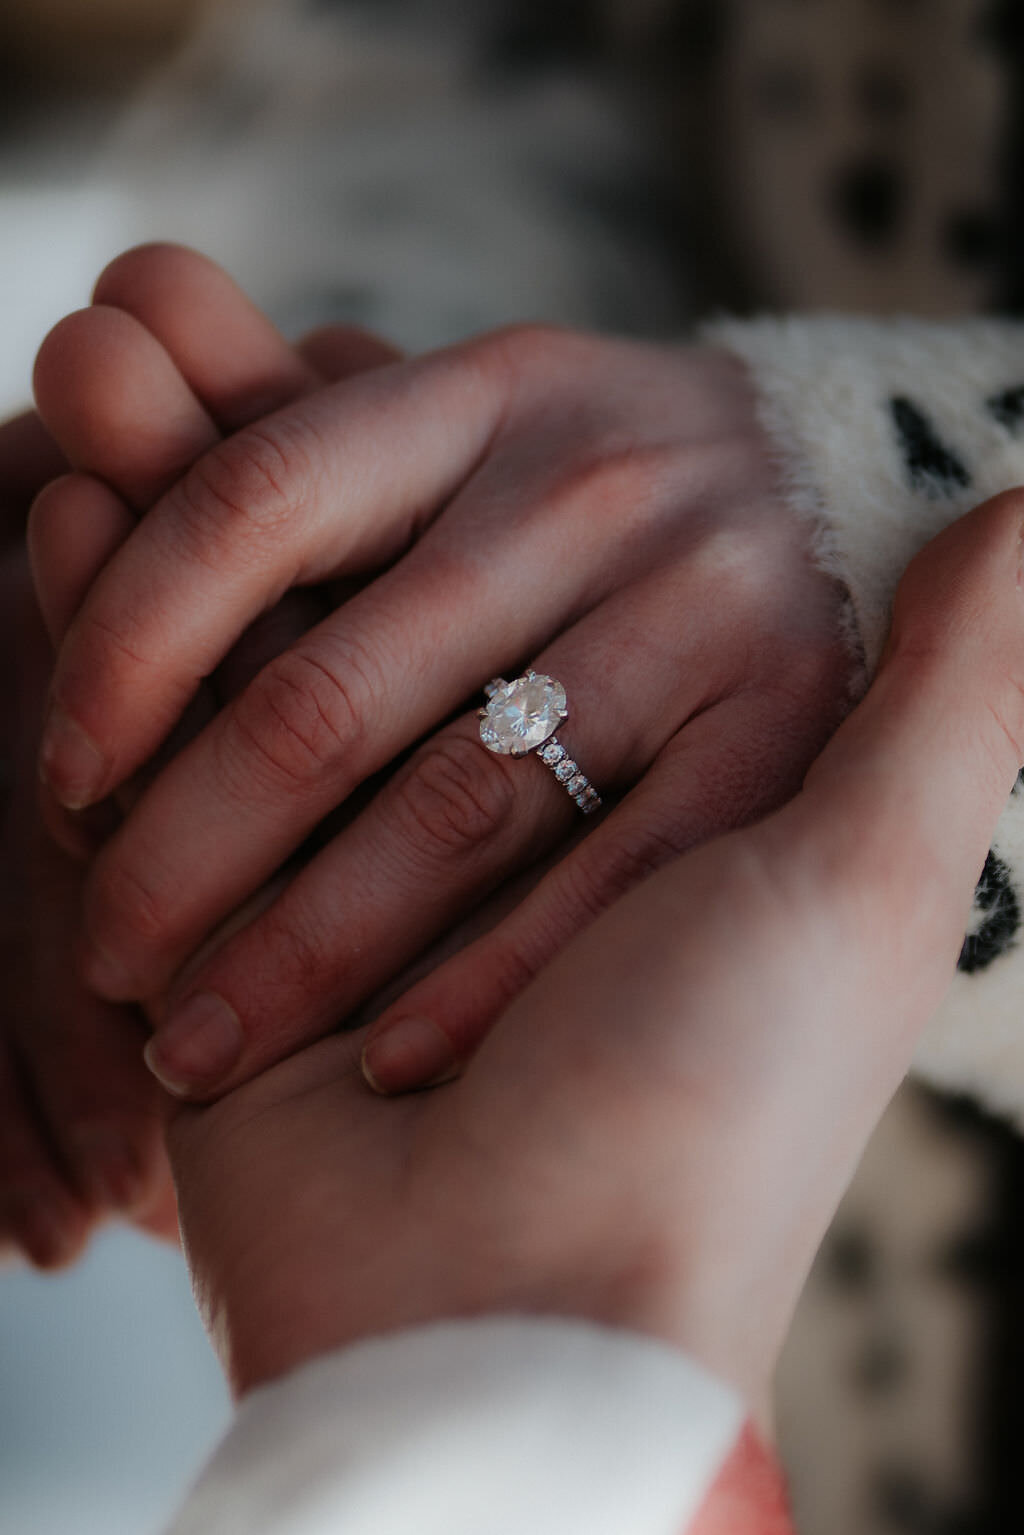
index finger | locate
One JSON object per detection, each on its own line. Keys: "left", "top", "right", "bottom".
{"left": 37, "top": 333, "right": 514, "bottom": 810}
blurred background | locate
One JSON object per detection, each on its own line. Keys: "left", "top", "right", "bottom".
{"left": 0, "top": 0, "right": 200, "bottom": 418}
{"left": 1, "top": 2, "right": 1022, "bottom": 1531}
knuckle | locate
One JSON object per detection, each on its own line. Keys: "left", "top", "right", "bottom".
{"left": 541, "top": 439, "right": 678, "bottom": 528}
{"left": 33, "top": 310, "right": 92, "bottom": 391}
{"left": 698, "top": 527, "right": 776, "bottom": 614}
{"left": 226, "top": 644, "right": 368, "bottom": 791}
{"left": 470, "top": 321, "right": 575, "bottom": 402}
{"left": 174, "top": 421, "right": 309, "bottom": 559}
{"left": 395, "top": 734, "right": 516, "bottom": 860}
{"left": 567, "top": 823, "right": 688, "bottom": 923}
{"left": 257, "top": 905, "right": 336, "bottom": 998}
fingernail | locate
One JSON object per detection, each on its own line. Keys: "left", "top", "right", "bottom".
{"left": 144, "top": 992, "right": 243, "bottom": 1097}
{"left": 71, "top": 1126, "right": 146, "bottom": 1212}
{"left": 361, "top": 1017, "right": 457, "bottom": 1095}
{"left": 39, "top": 703, "right": 106, "bottom": 810}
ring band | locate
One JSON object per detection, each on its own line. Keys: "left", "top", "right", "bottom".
{"left": 477, "top": 671, "right": 603, "bottom": 815}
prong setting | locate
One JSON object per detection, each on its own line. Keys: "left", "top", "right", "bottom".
{"left": 477, "top": 673, "right": 602, "bottom": 815}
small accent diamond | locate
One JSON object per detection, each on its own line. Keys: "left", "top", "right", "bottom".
{"left": 554, "top": 759, "right": 577, "bottom": 783}
{"left": 540, "top": 742, "right": 565, "bottom": 766}
{"left": 567, "top": 773, "right": 587, "bottom": 796}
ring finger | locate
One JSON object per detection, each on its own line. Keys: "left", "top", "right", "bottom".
{"left": 137, "top": 570, "right": 738, "bottom": 1099}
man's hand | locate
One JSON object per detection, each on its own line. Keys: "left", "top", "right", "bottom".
{"left": 0, "top": 247, "right": 400, "bottom": 1266}
{"left": 0, "top": 413, "right": 176, "bottom": 1265}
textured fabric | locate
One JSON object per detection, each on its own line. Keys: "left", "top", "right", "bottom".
{"left": 163, "top": 1317, "right": 744, "bottom": 1535}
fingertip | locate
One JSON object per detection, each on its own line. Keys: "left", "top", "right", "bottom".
{"left": 0, "top": 1187, "right": 90, "bottom": 1271}
{"left": 889, "top": 487, "right": 1024, "bottom": 651}
{"left": 38, "top": 702, "right": 108, "bottom": 813}
{"left": 92, "top": 241, "right": 212, "bottom": 310}
{"left": 36, "top": 778, "right": 119, "bottom": 861}
{"left": 32, "top": 307, "right": 93, "bottom": 421}
{"left": 68, "top": 1122, "right": 153, "bottom": 1214}
{"left": 296, "top": 324, "right": 405, "bottom": 382}
{"left": 94, "top": 242, "right": 315, "bottom": 429}
{"left": 143, "top": 993, "right": 244, "bottom": 1100}
{"left": 360, "top": 1016, "right": 458, "bottom": 1095}
{"left": 34, "top": 303, "right": 218, "bottom": 506}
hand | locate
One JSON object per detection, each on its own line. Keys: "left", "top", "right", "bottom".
{"left": 31, "top": 250, "right": 852, "bottom": 1105}
{"left": 166, "top": 493, "right": 1024, "bottom": 1415}
{"left": 2, "top": 246, "right": 399, "bottom": 1266}
{"left": 0, "top": 408, "right": 177, "bottom": 1266}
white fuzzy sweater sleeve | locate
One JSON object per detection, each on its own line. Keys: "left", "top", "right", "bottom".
{"left": 161, "top": 1317, "right": 744, "bottom": 1535}
{"left": 705, "top": 315, "right": 1024, "bottom": 1130}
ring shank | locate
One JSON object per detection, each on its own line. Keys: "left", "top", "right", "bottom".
{"left": 536, "top": 735, "right": 601, "bottom": 814}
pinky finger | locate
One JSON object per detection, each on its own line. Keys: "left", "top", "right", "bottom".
{"left": 360, "top": 688, "right": 831, "bottom": 1093}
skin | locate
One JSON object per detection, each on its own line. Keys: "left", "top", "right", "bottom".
{"left": 0, "top": 413, "right": 176, "bottom": 1266}
{"left": 163, "top": 494, "right": 1024, "bottom": 1426}
{"left": 12, "top": 257, "right": 1023, "bottom": 1535}
{"left": 29, "top": 246, "right": 851, "bottom": 1133}
{"left": 0, "top": 248, "right": 401, "bottom": 1263}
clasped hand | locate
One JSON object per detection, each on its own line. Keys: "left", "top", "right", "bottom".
{"left": 2, "top": 246, "right": 1021, "bottom": 1440}
{"left": 5, "top": 248, "right": 1014, "bottom": 1422}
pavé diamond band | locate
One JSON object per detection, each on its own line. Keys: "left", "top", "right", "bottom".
{"left": 477, "top": 671, "right": 603, "bottom": 815}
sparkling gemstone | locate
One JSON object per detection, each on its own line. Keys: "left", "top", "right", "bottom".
{"left": 567, "top": 773, "right": 587, "bottom": 796}
{"left": 554, "top": 758, "right": 577, "bottom": 783}
{"left": 479, "top": 672, "right": 567, "bottom": 756}
{"left": 540, "top": 742, "right": 565, "bottom": 766}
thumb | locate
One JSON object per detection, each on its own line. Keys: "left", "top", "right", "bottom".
{"left": 787, "top": 486, "right": 1024, "bottom": 986}
{"left": 493, "top": 488, "right": 1024, "bottom": 1106}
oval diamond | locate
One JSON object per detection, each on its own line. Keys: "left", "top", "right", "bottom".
{"left": 479, "top": 672, "right": 567, "bottom": 756}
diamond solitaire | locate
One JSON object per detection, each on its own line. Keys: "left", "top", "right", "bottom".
{"left": 477, "top": 671, "right": 602, "bottom": 815}
{"left": 479, "top": 672, "right": 567, "bottom": 756}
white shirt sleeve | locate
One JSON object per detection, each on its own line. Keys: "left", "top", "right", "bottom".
{"left": 163, "top": 1316, "right": 745, "bottom": 1535}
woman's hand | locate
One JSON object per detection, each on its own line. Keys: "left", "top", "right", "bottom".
{"left": 31, "top": 246, "right": 852, "bottom": 1104}
{"left": 167, "top": 492, "right": 1024, "bottom": 1414}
